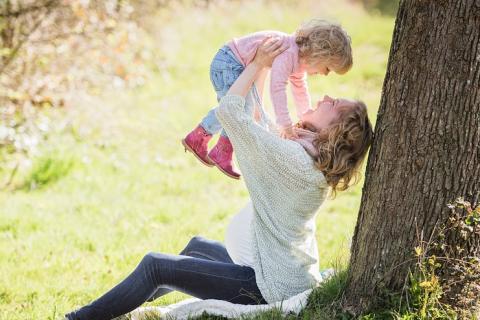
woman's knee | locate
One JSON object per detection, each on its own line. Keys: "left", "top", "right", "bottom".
{"left": 140, "top": 252, "right": 157, "bottom": 268}
{"left": 140, "top": 252, "right": 177, "bottom": 272}
{"left": 138, "top": 252, "right": 176, "bottom": 286}
{"left": 140, "top": 252, "right": 173, "bottom": 269}
{"left": 189, "top": 235, "right": 206, "bottom": 245}
{"left": 181, "top": 235, "right": 205, "bottom": 255}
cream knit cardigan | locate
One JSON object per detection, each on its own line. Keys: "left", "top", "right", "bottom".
{"left": 216, "top": 95, "right": 329, "bottom": 304}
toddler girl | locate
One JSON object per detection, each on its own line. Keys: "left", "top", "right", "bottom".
{"left": 182, "top": 19, "right": 352, "bottom": 179}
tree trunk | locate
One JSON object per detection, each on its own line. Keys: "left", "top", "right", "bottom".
{"left": 343, "top": 0, "right": 480, "bottom": 314}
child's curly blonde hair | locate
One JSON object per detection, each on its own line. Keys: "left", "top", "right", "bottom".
{"left": 312, "top": 101, "right": 373, "bottom": 198}
{"left": 295, "top": 19, "right": 353, "bottom": 74}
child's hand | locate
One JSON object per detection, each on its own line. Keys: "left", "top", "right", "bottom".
{"left": 280, "top": 126, "right": 299, "bottom": 140}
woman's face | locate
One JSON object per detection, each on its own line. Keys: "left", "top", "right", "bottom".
{"left": 300, "top": 95, "right": 357, "bottom": 132}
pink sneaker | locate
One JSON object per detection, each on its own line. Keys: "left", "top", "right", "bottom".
{"left": 207, "top": 136, "right": 241, "bottom": 180}
{"left": 182, "top": 125, "right": 214, "bottom": 167}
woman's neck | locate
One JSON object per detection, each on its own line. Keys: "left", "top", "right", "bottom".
{"left": 293, "top": 124, "right": 319, "bottom": 158}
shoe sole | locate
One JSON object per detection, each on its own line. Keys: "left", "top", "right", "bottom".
{"left": 206, "top": 155, "right": 241, "bottom": 180}
{"left": 181, "top": 139, "right": 214, "bottom": 167}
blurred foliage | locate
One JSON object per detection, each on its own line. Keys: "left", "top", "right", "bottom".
{"left": 0, "top": 0, "right": 163, "bottom": 173}
{"left": 357, "top": 0, "right": 399, "bottom": 15}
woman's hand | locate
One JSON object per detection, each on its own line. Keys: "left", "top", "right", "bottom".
{"left": 252, "top": 37, "right": 289, "bottom": 68}
{"left": 226, "top": 37, "right": 288, "bottom": 98}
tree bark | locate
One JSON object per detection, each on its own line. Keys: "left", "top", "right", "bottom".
{"left": 343, "top": 0, "right": 480, "bottom": 314}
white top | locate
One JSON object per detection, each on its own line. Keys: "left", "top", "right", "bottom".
{"left": 224, "top": 201, "right": 254, "bottom": 267}
{"left": 216, "top": 95, "right": 328, "bottom": 303}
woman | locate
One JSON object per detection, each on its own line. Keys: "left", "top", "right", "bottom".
{"left": 65, "top": 38, "right": 373, "bottom": 320}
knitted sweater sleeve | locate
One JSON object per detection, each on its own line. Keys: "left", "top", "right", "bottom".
{"left": 215, "top": 95, "right": 318, "bottom": 187}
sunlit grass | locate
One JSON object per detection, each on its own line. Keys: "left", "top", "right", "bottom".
{"left": 0, "top": 1, "right": 394, "bottom": 319}
{"left": 18, "top": 154, "right": 75, "bottom": 191}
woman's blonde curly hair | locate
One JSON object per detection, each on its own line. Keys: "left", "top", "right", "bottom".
{"left": 295, "top": 19, "right": 353, "bottom": 74}
{"left": 312, "top": 101, "right": 373, "bottom": 198}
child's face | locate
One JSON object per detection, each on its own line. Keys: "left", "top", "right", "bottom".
{"left": 304, "top": 61, "right": 332, "bottom": 76}
{"left": 300, "top": 95, "right": 357, "bottom": 132}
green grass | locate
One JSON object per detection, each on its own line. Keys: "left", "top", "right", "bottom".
{"left": 18, "top": 154, "right": 74, "bottom": 191}
{"left": 0, "top": 1, "right": 394, "bottom": 319}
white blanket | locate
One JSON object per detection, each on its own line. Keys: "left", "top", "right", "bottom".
{"left": 128, "top": 289, "right": 313, "bottom": 320}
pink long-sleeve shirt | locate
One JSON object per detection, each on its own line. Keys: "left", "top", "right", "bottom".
{"left": 227, "top": 31, "right": 311, "bottom": 128}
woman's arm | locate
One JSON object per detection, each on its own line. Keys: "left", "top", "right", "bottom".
{"left": 253, "top": 68, "right": 268, "bottom": 121}
{"left": 215, "top": 37, "right": 288, "bottom": 134}
{"left": 226, "top": 37, "right": 287, "bottom": 97}
{"left": 215, "top": 39, "right": 313, "bottom": 188}
{"left": 255, "top": 68, "right": 268, "bottom": 102}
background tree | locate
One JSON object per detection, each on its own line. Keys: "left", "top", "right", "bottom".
{"left": 343, "top": 0, "right": 480, "bottom": 315}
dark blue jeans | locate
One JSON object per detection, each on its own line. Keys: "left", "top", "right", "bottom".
{"left": 65, "top": 236, "right": 266, "bottom": 320}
